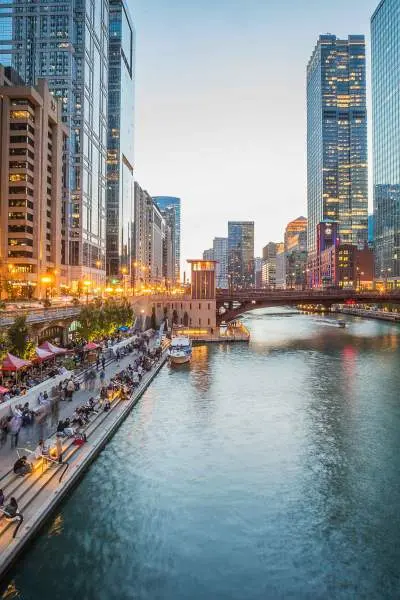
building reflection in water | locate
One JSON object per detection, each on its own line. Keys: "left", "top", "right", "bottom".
{"left": 190, "top": 344, "right": 211, "bottom": 394}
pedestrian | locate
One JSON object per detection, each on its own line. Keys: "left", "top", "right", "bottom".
{"left": 101, "top": 355, "right": 105, "bottom": 370}
{"left": 99, "top": 369, "right": 106, "bottom": 386}
{"left": 96, "top": 355, "right": 100, "bottom": 371}
{"left": 9, "top": 416, "right": 21, "bottom": 449}
{"left": 66, "top": 378, "right": 75, "bottom": 401}
{"left": 55, "top": 434, "right": 63, "bottom": 464}
{"left": 0, "top": 489, "right": 4, "bottom": 506}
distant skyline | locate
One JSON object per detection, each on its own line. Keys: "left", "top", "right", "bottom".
{"left": 129, "top": 0, "right": 378, "bottom": 267}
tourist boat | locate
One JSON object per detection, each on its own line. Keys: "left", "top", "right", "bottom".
{"left": 315, "top": 318, "right": 346, "bottom": 328}
{"left": 169, "top": 337, "right": 192, "bottom": 365}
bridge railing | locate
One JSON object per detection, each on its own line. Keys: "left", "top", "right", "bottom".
{"left": 0, "top": 306, "right": 81, "bottom": 327}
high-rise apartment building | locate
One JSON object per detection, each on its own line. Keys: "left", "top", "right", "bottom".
{"left": 0, "top": 1, "right": 109, "bottom": 286}
{"left": 261, "top": 242, "right": 278, "bottom": 288}
{"left": 153, "top": 197, "right": 181, "bottom": 283}
{"left": 134, "top": 182, "right": 165, "bottom": 289}
{"left": 284, "top": 217, "right": 307, "bottom": 288}
{"left": 0, "top": 67, "right": 67, "bottom": 299}
{"left": 371, "top": 0, "right": 400, "bottom": 287}
{"left": 213, "top": 237, "right": 228, "bottom": 289}
{"left": 203, "top": 249, "right": 214, "bottom": 261}
{"left": 107, "top": 0, "right": 135, "bottom": 280}
{"left": 307, "top": 35, "right": 368, "bottom": 256}
{"left": 228, "top": 221, "right": 254, "bottom": 288}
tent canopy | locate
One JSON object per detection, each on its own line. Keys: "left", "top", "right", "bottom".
{"left": 35, "top": 347, "right": 54, "bottom": 362}
{"left": 38, "top": 341, "right": 67, "bottom": 355}
{"left": 1, "top": 353, "right": 32, "bottom": 372}
{"left": 0, "top": 386, "right": 9, "bottom": 394}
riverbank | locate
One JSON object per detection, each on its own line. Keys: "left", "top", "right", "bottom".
{"left": 0, "top": 348, "right": 168, "bottom": 580}
{"left": 333, "top": 306, "right": 400, "bottom": 323}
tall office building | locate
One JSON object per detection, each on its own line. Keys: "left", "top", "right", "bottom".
{"left": 203, "top": 248, "right": 214, "bottom": 261}
{"left": 134, "top": 182, "right": 164, "bottom": 288}
{"left": 285, "top": 217, "right": 307, "bottom": 288}
{"left": 0, "top": 1, "right": 109, "bottom": 286}
{"left": 107, "top": 0, "right": 135, "bottom": 280}
{"left": 0, "top": 67, "right": 67, "bottom": 299}
{"left": 153, "top": 196, "right": 181, "bottom": 283}
{"left": 371, "top": 1, "right": 400, "bottom": 286}
{"left": 307, "top": 35, "right": 368, "bottom": 256}
{"left": 213, "top": 237, "right": 228, "bottom": 289}
{"left": 261, "top": 242, "right": 278, "bottom": 288}
{"left": 228, "top": 221, "right": 254, "bottom": 288}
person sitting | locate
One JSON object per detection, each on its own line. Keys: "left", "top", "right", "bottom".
{"left": 62, "top": 418, "right": 75, "bottom": 437}
{"left": 56, "top": 420, "right": 67, "bottom": 437}
{"left": 34, "top": 439, "right": 49, "bottom": 459}
{"left": 13, "top": 456, "right": 32, "bottom": 477}
{"left": 104, "top": 399, "right": 111, "bottom": 412}
{"left": 3, "top": 497, "right": 18, "bottom": 519}
{"left": 0, "top": 489, "right": 4, "bottom": 506}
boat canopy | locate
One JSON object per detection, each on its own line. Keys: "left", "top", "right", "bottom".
{"left": 171, "top": 337, "right": 190, "bottom": 347}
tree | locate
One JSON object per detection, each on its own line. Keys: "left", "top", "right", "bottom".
{"left": 8, "top": 315, "right": 35, "bottom": 359}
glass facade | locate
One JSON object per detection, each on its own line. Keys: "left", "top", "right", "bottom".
{"left": 371, "top": 0, "right": 400, "bottom": 285}
{"left": 228, "top": 222, "right": 255, "bottom": 288}
{"left": 153, "top": 196, "right": 181, "bottom": 282}
{"left": 0, "top": 0, "right": 109, "bottom": 274}
{"left": 107, "top": 0, "right": 135, "bottom": 278}
{"left": 307, "top": 35, "right": 368, "bottom": 255}
{"left": 213, "top": 237, "right": 228, "bottom": 289}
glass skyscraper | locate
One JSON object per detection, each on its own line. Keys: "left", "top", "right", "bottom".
{"left": 228, "top": 221, "right": 255, "bottom": 288}
{"left": 107, "top": 0, "right": 135, "bottom": 279}
{"left": 153, "top": 196, "right": 181, "bottom": 283}
{"left": 371, "top": 0, "right": 400, "bottom": 286}
{"left": 307, "top": 34, "right": 368, "bottom": 255}
{"left": 0, "top": 1, "right": 109, "bottom": 283}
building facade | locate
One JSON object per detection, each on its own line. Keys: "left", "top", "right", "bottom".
{"left": 371, "top": 0, "right": 400, "bottom": 287}
{"left": 213, "top": 237, "right": 228, "bottom": 289}
{"left": 153, "top": 196, "right": 181, "bottom": 283}
{"left": 0, "top": 68, "right": 68, "bottom": 299}
{"left": 203, "top": 248, "right": 214, "bottom": 261}
{"left": 275, "top": 243, "right": 286, "bottom": 289}
{"left": 228, "top": 221, "right": 255, "bottom": 288}
{"left": 0, "top": 0, "right": 109, "bottom": 286}
{"left": 261, "top": 242, "right": 278, "bottom": 288}
{"left": 284, "top": 217, "right": 308, "bottom": 289}
{"left": 307, "top": 35, "right": 368, "bottom": 257}
{"left": 107, "top": 0, "right": 135, "bottom": 281}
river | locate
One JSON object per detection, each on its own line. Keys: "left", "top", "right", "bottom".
{"left": 1, "top": 310, "right": 400, "bottom": 600}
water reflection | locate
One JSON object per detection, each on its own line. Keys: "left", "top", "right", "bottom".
{"left": 2, "top": 314, "right": 400, "bottom": 599}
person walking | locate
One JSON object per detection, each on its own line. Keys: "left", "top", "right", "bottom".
{"left": 66, "top": 378, "right": 75, "bottom": 401}
{"left": 101, "top": 355, "right": 106, "bottom": 370}
{"left": 96, "top": 355, "right": 100, "bottom": 371}
{"left": 55, "top": 434, "right": 63, "bottom": 464}
{"left": 9, "top": 416, "right": 21, "bottom": 449}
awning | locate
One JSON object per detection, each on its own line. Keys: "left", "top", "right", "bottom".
{"left": 38, "top": 341, "right": 67, "bottom": 355}
{"left": 1, "top": 353, "right": 32, "bottom": 372}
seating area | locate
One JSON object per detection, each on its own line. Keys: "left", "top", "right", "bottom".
{"left": 0, "top": 336, "right": 167, "bottom": 545}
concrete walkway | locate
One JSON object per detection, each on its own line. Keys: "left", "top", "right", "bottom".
{"left": 0, "top": 350, "right": 140, "bottom": 476}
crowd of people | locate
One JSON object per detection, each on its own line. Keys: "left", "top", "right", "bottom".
{"left": 0, "top": 330, "right": 164, "bottom": 527}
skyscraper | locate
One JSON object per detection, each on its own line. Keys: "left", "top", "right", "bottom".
{"left": 0, "top": 1, "right": 109, "bottom": 286}
{"left": 213, "top": 237, "right": 228, "bottom": 289}
{"left": 107, "top": 0, "right": 135, "bottom": 279}
{"left": 228, "top": 222, "right": 254, "bottom": 288}
{"left": 307, "top": 35, "right": 368, "bottom": 256}
{"left": 153, "top": 196, "right": 181, "bottom": 283}
{"left": 371, "top": 0, "right": 400, "bottom": 287}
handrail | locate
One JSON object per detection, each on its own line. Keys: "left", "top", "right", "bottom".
{"left": 0, "top": 508, "right": 23, "bottom": 538}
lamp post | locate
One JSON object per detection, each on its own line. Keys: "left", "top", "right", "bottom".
{"left": 41, "top": 275, "right": 52, "bottom": 301}
{"left": 83, "top": 280, "right": 91, "bottom": 305}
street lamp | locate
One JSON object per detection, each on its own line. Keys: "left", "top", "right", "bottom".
{"left": 83, "top": 280, "right": 91, "bottom": 304}
{"left": 41, "top": 275, "right": 52, "bottom": 300}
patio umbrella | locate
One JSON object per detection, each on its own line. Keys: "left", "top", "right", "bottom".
{"left": 35, "top": 347, "right": 54, "bottom": 362}
{"left": 0, "top": 386, "right": 9, "bottom": 394}
{"left": 83, "top": 342, "right": 100, "bottom": 351}
{"left": 1, "top": 353, "right": 32, "bottom": 371}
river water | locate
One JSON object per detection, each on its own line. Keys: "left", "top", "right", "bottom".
{"left": 2, "top": 310, "right": 400, "bottom": 600}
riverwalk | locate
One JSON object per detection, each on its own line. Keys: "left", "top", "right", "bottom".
{"left": 334, "top": 306, "right": 400, "bottom": 323}
{"left": 0, "top": 345, "right": 168, "bottom": 580}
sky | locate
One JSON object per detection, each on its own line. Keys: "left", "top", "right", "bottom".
{"left": 128, "top": 0, "right": 378, "bottom": 269}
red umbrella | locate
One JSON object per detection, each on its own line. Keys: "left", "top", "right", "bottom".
{"left": 39, "top": 341, "right": 67, "bottom": 355}
{"left": 83, "top": 342, "right": 100, "bottom": 351}
{"left": 1, "top": 353, "right": 32, "bottom": 372}
{"left": 0, "top": 386, "right": 9, "bottom": 394}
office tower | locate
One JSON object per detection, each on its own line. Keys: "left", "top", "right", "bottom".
{"left": 307, "top": 35, "right": 368, "bottom": 256}
{"left": 284, "top": 217, "right": 308, "bottom": 288}
{"left": 107, "top": 0, "right": 135, "bottom": 281}
{"left": 0, "top": 67, "right": 67, "bottom": 299}
{"left": 254, "top": 257, "right": 263, "bottom": 288}
{"left": 213, "top": 237, "right": 228, "bottom": 288}
{"left": 134, "top": 183, "right": 164, "bottom": 289}
{"left": 203, "top": 248, "right": 214, "bottom": 261}
{"left": 228, "top": 221, "right": 255, "bottom": 288}
{"left": 371, "top": 1, "right": 400, "bottom": 286}
{"left": 0, "top": 1, "right": 109, "bottom": 286}
{"left": 262, "top": 242, "right": 278, "bottom": 288}
{"left": 275, "top": 243, "right": 286, "bottom": 288}
{"left": 153, "top": 196, "right": 181, "bottom": 282}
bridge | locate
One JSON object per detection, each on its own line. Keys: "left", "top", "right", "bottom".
{"left": 216, "top": 289, "right": 400, "bottom": 322}
{"left": 0, "top": 305, "right": 82, "bottom": 344}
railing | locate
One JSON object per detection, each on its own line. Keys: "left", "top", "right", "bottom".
{"left": 0, "top": 306, "right": 81, "bottom": 327}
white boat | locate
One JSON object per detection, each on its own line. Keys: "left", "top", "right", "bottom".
{"left": 315, "top": 318, "right": 346, "bottom": 328}
{"left": 169, "top": 337, "right": 192, "bottom": 365}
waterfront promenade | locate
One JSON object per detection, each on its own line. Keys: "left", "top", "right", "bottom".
{"left": 0, "top": 343, "right": 168, "bottom": 579}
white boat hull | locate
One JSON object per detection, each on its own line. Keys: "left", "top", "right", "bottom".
{"left": 169, "top": 354, "right": 191, "bottom": 365}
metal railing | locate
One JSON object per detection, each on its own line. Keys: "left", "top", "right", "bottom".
{"left": 0, "top": 306, "right": 81, "bottom": 327}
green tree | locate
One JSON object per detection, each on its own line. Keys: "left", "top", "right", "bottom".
{"left": 7, "top": 315, "right": 35, "bottom": 358}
